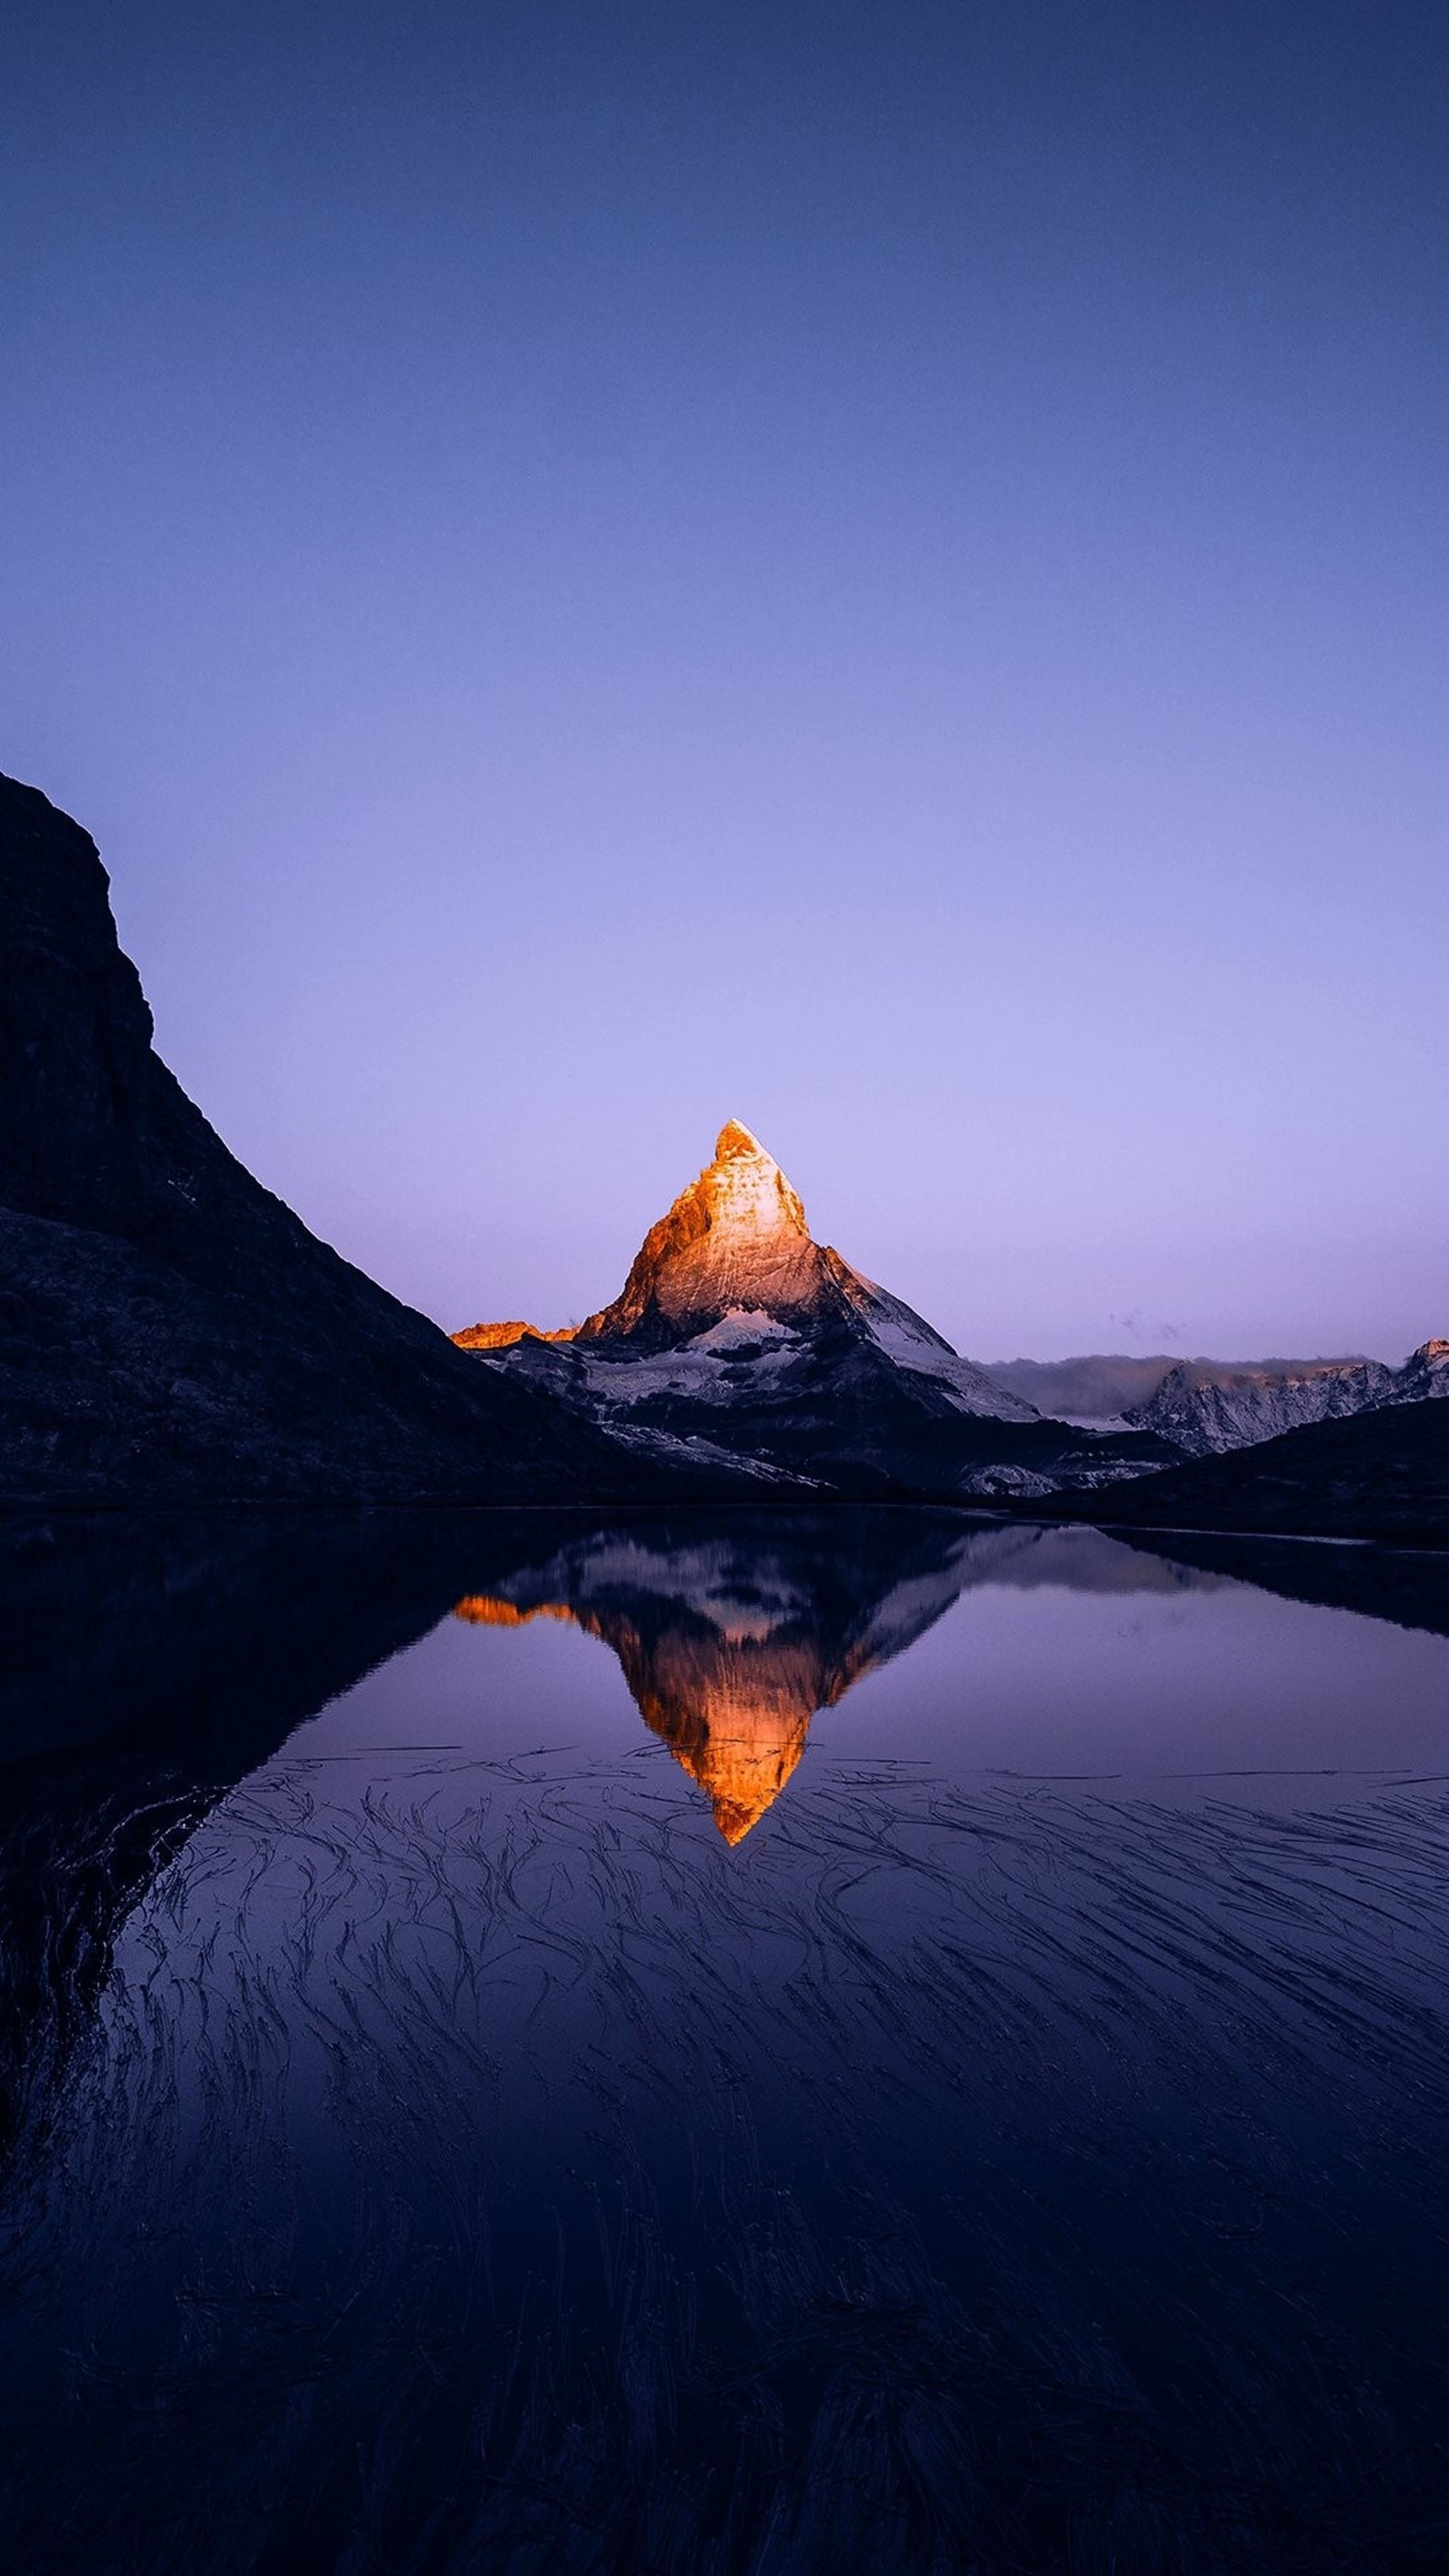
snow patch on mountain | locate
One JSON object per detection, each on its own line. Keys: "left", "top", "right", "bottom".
{"left": 686, "top": 1307, "right": 797, "bottom": 1356}
{"left": 849, "top": 1284, "right": 1037, "bottom": 1420}
{"left": 1380, "top": 1340, "right": 1449, "bottom": 1407}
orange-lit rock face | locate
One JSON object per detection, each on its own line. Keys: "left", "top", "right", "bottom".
{"left": 450, "top": 1119, "right": 1038, "bottom": 1428}
{"left": 454, "top": 1594, "right": 575, "bottom": 1628}
{"left": 453, "top": 1322, "right": 578, "bottom": 1350}
{"left": 446, "top": 1516, "right": 1001, "bottom": 1841}
{"left": 577, "top": 1120, "right": 821, "bottom": 1341}
{"left": 452, "top": 1120, "right": 834, "bottom": 1352}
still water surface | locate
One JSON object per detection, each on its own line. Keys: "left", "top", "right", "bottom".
{"left": 3, "top": 1511, "right": 1449, "bottom": 2571}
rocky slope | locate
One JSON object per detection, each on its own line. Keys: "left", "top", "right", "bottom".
{"left": 0, "top": 774, "right": 771, "bottom": 1505}
{"left": 1124, "top": 1355, "right": 1398, "bottom": 1454}
{"left": 1385, "top": 1339, "right": 1449, "bottom": 1406}
{"left": 457, "top": 1124, "right": 1179, "bottom": 1500}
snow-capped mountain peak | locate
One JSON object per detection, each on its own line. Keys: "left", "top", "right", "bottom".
{"left": 454, "top": 1122, "right": 1042, "bottom": 1439}
{"left": 571, "top": 1121, "right": 818, "bottom": 1343}
{"left": 678, "top": 1120, "right": 811, "bottom": 1248}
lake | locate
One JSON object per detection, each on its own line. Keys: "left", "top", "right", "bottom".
{"left": 3, "top": 1508, "right": 1448, "bottom": 2572}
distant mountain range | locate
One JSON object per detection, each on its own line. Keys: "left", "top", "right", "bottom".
{"left": 1122, "top": 1352, "right": 1439, "bottom": 1453}
{"left": 987, "top": 1349, "right": 1446, "bottom": 1451}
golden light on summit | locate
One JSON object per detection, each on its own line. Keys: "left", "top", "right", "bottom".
{"left": 453, "top": 1120, "right": 819, "bottom": 1351}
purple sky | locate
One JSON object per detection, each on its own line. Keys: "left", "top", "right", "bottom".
{"left": 3, "top": 2, "right": 1445, "bottom": 1360}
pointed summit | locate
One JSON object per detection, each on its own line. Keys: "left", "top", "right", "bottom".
{"left": 715, "top": 1119, "right": 765, "bottom": 1160}
{"left": 455, "top": 1122, "right": 1039, "bottom": 1427}
{"left": 568, "top": 1121, "right": 813, "bottom": 1341}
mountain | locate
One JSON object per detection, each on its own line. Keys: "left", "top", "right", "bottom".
{"left": 0, "top": 774, "right": 771, "bottom": 1505}
{"left": 987, "top": 1348, "right": 1447, "bottom": 1457}
{"left": 1068, "top": 1399, "right": 1449, "bottom": 1547}
{"left": 1123, "top": 1355, "right": 1397, "bottom": 1454}
{"left": 456, "top": 1123, "right": 1180, "bottom": 1500}
{"left": 462, "top": 1119, "right": 1034, "bottom": 1413}
{"left": 1384, "top": 1339, "right": 1449, "bottom": 1407}
{"left": 1117, "top": 1342, "right": 1449, "bottom": 1456}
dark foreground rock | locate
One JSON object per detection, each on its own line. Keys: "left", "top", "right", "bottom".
{"left": 0, "top": 774, "right": 772, "bottom": 1504}
{"left": 1062, "top": 1399, "right": 1449, "bottom": 1547}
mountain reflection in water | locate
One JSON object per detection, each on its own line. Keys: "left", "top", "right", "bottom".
{"left": 3, "top": 1507, "right": 1449, "bottom": 2572}
{"left": 452, "top": 1518, "right": 1006, "bottom": 1840}
{"left": 457, "top": 1578, "right": 820, "bottom": 1841}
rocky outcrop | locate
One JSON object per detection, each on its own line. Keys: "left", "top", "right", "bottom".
{"left": 1125, "top": 1356, "right": 1397, "bottom": 1455}
{"left": 456, "top": 1124, "right": 1180, "bottom": 1498}
{"left": 1118, "top": 1343, "right": 1449, "bottom": 1456}
{"left": 1381, "top": 1340, "right": 1449, "bottom": 1407}
{"left": 0, "top": 774, "right": 770, "bottom": 1504}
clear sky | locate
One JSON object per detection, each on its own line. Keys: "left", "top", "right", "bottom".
{"left": 3, "top": 1, "right": 1445, "bottom": 1360}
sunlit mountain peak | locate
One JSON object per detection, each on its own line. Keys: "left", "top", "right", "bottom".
{"left": 454, "top": 1122, "right": 1040, "bottom": 1446}
{"left": 714, "top": 1118, "right": 767, "bottom": 1159}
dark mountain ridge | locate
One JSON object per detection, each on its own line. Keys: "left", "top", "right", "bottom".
{"left": 0, "top": 774, "right": 768, "bottom": 1505}
{"left": 1057, "top": 1399, "right": 1449, "bottom": 1548}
